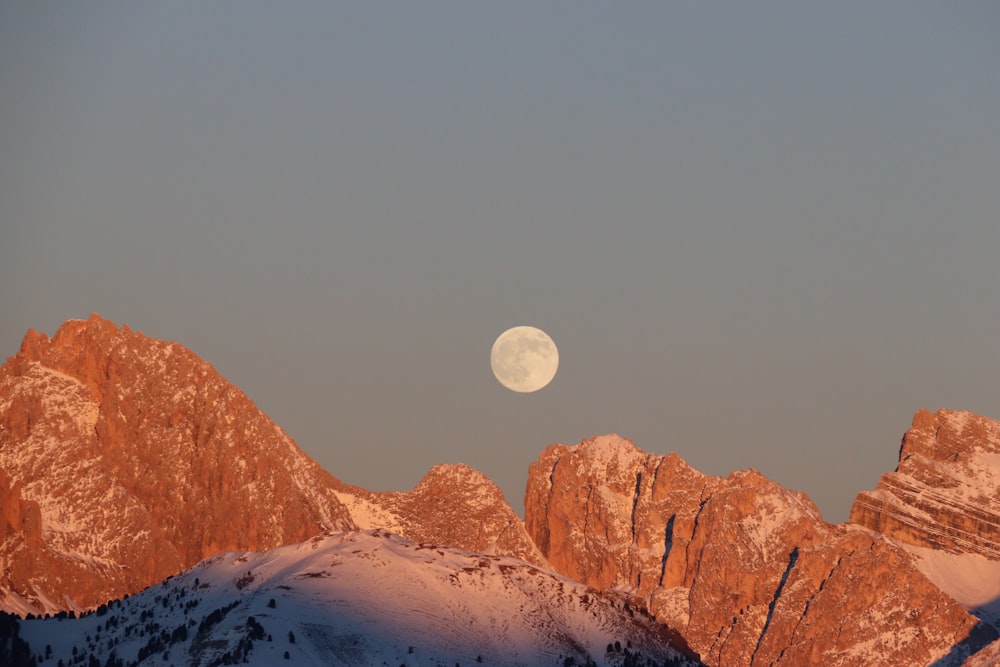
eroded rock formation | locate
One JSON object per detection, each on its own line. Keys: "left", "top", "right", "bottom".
{"left": 525, "top": 434, "right": 983, "bottom": 666}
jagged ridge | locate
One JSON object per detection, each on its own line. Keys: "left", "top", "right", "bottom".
{"left": 5, "top": 316, "right": 1000, "bottom": 666}
{"left": 524, "top": 434, "right": 986, "bottom": 667}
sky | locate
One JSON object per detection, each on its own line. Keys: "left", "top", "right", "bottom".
{"left": 2, "top": 2, "right": 998, "bottom": 522}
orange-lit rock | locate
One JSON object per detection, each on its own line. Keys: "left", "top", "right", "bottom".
{"left": 850, "top": 409, "right": 1000, "bottom": 559}
{"left": 333, "top": 463, "right": 549, "bottom": 568}
{"left": 526, "top": 434, "right": 983, "bottom": 666}
{"left": 0, "top": 314, "right": 355, "bottom": 614}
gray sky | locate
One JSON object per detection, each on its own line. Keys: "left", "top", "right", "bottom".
{"left": 3, "top": 2, "right": 998, "bottom": 521}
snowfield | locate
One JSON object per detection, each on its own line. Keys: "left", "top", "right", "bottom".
{"left": 18, "top": 530, "right": 699, "bottom": 667}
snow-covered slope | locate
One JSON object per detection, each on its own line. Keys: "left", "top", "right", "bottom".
{"left": 17, "top": 530, "right": 700, "bottom": 667}
{"left": 903, "top": 544, "right": 1000, "bottom": 629}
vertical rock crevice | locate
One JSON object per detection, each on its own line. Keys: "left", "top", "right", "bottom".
{"left": 524, "top": 432, "right": 982, "bottom": 667}
{"left": 750, "top": 547, "right": 799, "bottom": 666}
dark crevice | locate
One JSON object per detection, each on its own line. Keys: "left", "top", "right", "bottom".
{"left": 751, "top": 547, "right": 799, "bottom": 666}
{"left": 537, "top": 458, "right": 560, "bottom": 557}
{"left": 630, "top": 471, "right": 643, "bottom": 538}
{"left": 658, "top": 514, "right": 676, "bottom": 587}
{"left": 775, "top": 553, "right": 846, "bottom": 665}
{"left": 686, "top": 493, "right": 712, "bottom": 583}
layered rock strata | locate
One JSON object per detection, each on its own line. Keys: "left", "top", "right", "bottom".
{"left": 850, "top": 409, "right": 1000, "bottom": 559}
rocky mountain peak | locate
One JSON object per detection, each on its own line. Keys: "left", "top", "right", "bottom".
{"left": 851, "top": 408, "right": 1000, "bottom": 559}
{"left": 333, "top": 461, "right": 549, "bottom": 568}
{"left": 576, "top": 432, "right": 644, "bottom": 459}
{"left": 904, "top": 408, "right": 1000, "bottom": 463}
{"left": 413, "top": 462, "right": 490, "bottom": 492}
{"left": 0, "top": 314, "right": 355, "bottom": 614}
{"left": 14, "top": 314, "right": 127, "bottom": 401}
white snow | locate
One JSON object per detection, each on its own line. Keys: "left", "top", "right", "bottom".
{"left": 331, "top": 490, "right": 405, "bottom": 533}
{"left": 955, "top": 451, "right": 1000, "bottom": 501}
{"left": 18, "top": 530, "right": 696, "bottom": 667}
{"left": 737, "top": 491, "right": 819, "bottom": 559}
{"left": 904, "top": 543, "right": 1000, "bottom": 627}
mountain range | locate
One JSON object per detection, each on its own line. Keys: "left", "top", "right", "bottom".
{"left": 2, "top": 314, "right": 1000, "bottom": 666}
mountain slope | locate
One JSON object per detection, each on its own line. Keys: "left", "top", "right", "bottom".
{"left": 525, "top": 434, "right": 985, "bottom": 667}
{"left": 18, "top": 530, "right": 701, "bottom": 667}
{"left": 849, "top": 409, "right": 1000, "bottom": 660}
{"left": 0, "top": 314, "right": 355, "bottom": 614}
{"left": 334, "top": 462, "right": 550, "bottom": 568}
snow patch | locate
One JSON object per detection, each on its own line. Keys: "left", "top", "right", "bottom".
{"left": 332, "top": 491, "right": 404, "bottom": 533}
{"left": 904, "top": 543, "right": 1000, "bottom": 627}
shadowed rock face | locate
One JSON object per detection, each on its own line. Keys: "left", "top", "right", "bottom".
{"left": 0, "top": 314, "right": 356, "bottom": 613}
{"left": 964, "top": 635, "right": 1000, "bottom": 667}
{"left": 850, "top": 409, "right": 1000, "bottom": 559}
{"left": 525, "top": 434, "right": 981, "bottom": 667}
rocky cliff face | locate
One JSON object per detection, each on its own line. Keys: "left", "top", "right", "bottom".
{"left": 525, "top": 434, "right": 983, "bottom": 667}
{"left": 850, "top": 409, "right": 1000, "bottom": 559}
{"left": 333, "top": 463, "right": 549, "bottom": 568}
{"left": 0, "top": 314, "right": 355, "bottom": 614}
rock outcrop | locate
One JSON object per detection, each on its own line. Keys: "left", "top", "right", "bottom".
{"left": 850, "top": 409, "right": 1000, "bottom": 559}
{"left": 0, "top": 314, "right": 356, "bottom": 614}
{"left": 525, "top": 434, "right": 984, "bottom": 667}
{"left": 333, "top": 463, "right": 549, "bottom": 568}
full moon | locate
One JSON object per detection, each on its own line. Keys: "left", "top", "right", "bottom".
{"left": 490, "top": 326, "right": 559, "bottom": 393}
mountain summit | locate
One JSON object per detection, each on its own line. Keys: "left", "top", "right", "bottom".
{"left": 0, "top": 314, "right": 355, "bottom": 613}
{"left": 851, "top": 408, "right": 1000, "bottom": 560}
{"left": 333, "top": 462, "right": 549, "bottom": 568}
